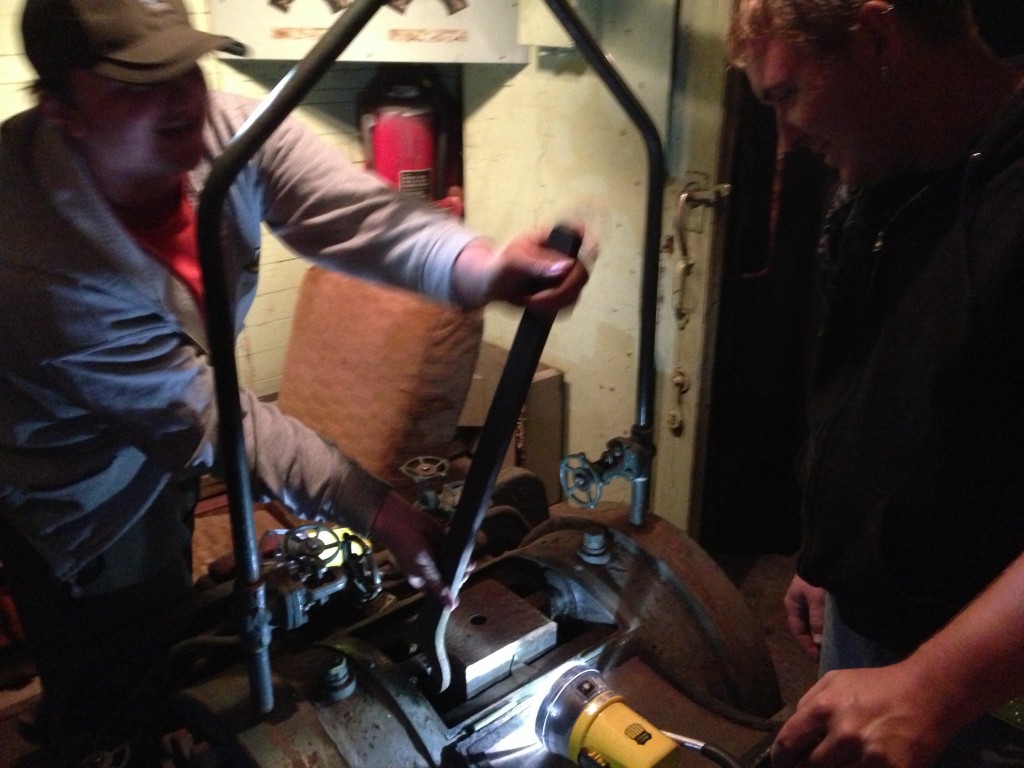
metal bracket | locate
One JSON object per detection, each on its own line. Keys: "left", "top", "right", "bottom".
{"left": 670, "top": 182, "right": 731, "bottom": 328}
{"left": 682, "top": 182, "right": 732, "bottom": 210}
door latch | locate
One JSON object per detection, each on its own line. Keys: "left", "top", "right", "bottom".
{"left": 671, "top": 182, "right": 731, "bottom": 328}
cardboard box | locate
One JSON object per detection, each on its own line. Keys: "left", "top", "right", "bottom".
{"left": 458, "top": 342, "right": 565, "bottom": 503}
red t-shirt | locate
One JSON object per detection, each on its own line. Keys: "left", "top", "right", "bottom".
{"left": 119, "top": 180, "right": 204, "bottom": 312}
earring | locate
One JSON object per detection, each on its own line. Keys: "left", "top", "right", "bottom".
{"left": 881, "top": 63, "right": 891, "bottom": 83}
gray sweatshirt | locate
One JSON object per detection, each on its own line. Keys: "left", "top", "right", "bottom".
{"left": 0, "top": 91, "right": 476, "bottom": 581}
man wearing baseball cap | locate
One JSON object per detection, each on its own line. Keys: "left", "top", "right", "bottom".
{"left": 22, "top": 0, "right": 248, "bottom": 92}
{"left": 0, "top": 0, "right": 589, "bottom": 762}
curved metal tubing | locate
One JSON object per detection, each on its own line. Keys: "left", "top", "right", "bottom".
{"left": 197, "top": 0, "right": 664, "bottom": 716}
{"left": 196, "top": 0, "right": 388, "bottom": 716}
{"left": 542, "top": 0, "right": 667, "bottom": 526}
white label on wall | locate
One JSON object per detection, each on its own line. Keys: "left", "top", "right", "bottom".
{"left": 210, "top": 0, "right": 528, "bottom": 63}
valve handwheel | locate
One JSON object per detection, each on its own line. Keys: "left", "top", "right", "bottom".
{"left": 559, "top": 454, "right": 602, "bottom": 508}
{"left": 400, "top": 455, "right": 450, "bottom": 483}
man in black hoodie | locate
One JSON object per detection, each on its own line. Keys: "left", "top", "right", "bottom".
{"left": 727, "top": 2, "right": 1024, "bottom": 766}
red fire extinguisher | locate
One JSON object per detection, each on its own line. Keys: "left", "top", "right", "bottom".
{"left": 358, "top": 65, "right": 464, "bottom": 215}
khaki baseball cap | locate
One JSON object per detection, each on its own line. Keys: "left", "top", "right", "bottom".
{"left": 21, "top": 0, "right": 246, "bottom": 89}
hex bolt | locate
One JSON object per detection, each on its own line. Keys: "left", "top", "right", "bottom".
{"left": 577, "top": 527, "right": 611, "bottom": 565}
{"left": 321, "top": 656, "right": 357, "bottom": 702}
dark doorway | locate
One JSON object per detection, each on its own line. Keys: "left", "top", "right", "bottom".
{"left": 695, "top": 71, "right": 832, "bottom": 555}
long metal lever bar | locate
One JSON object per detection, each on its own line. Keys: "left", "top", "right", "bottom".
{"left": 196, "top": 0, "right": 388, "bottom": 716}
{"left": 418, "top": 226, "right": 582, "bottom": 694}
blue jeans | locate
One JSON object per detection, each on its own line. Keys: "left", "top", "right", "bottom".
{"left": 822, "top": 595, "right": 1024, "bottom": 767}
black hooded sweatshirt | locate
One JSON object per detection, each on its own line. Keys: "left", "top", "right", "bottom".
{"left": 797, "top": 87, "right": 1024, "bottom": 655}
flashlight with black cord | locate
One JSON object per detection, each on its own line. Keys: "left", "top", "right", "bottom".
{"left": 537, "top": 666, "right": 746, "bottom": 768}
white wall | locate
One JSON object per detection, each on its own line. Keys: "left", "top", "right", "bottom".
{"left": 0, "top": 3, "right": 35, "bottom": 117}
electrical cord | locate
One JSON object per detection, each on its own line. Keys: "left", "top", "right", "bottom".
{"left": 663, "top": 730, "right": 745, "bottom": 768}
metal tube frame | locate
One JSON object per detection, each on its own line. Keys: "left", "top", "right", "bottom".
{"left": 542, "top": 0, "right": 667, "bottom": 525}
{"left": 196, "top": 0, "right": 664, "bottom": 715}
{"left": 196, "top": 0, "right": 389, "bottom": 715}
